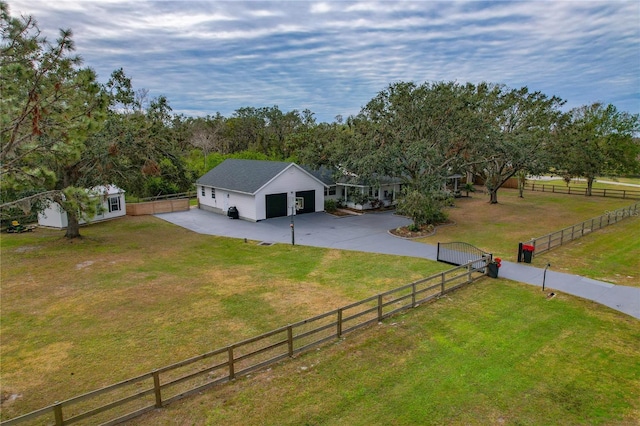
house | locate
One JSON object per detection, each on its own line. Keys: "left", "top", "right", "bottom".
{"left": 305, "top": 166, "right": 403, "bottom": 211}
{"left": 38, "top": 185, "right": 126, "bottom": 229}
{"left": 196, "top": 159, "right": 327, "bottom": 221}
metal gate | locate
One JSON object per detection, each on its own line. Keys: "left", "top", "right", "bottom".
{"left": 437, "top": 242, "right": 491, "bottom": 270}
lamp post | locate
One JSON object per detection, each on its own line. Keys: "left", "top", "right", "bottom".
{"left": 542, "top": 263, "right": 551, "bottom": 291}
{"left": 290, "top": 192, "right": 295, "bottom": 246}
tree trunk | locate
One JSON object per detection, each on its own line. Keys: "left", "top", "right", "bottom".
{"left": 489, "top": 189, "right": 499, "bottom": 204}
{"left": 517, "top": 172, "right": 526, "bottom": 198}
{"left": 586, "top": 176, "right": 594, "bottom": 196}
{"left": 65, "top": 211, "right": 82, "bottom": 239}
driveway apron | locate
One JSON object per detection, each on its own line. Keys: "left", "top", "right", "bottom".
{"left": 155, "top": 208, "right": 639, "bottom": 319}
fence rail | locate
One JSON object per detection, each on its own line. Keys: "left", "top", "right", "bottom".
{"left": 526, "top": 183, "right": 640, "bottom": 200}
{"left": 519, "top": 201, "right": 639, "bottom": 260}
{"left": 130, "top": 191, "right": 196, "bottom": 203}
{"left": 1, "top": 259, "right": 490, "bottom": 426}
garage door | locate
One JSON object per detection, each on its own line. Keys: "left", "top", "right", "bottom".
{"left": 265, "top": 193, "right": 288, "bottom": 218}
{"left": 295, "top": 190, "right": 315, "bottom": 214}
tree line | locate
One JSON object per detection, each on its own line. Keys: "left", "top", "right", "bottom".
{"left": 2, "top": 2, "right": 639, "bottom": 237}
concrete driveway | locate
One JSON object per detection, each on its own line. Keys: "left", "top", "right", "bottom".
{"left": 156, "top": 208, "right": 640, "bottom": 319}
{"left": 156, "top": 208, "right": 437, "bottom": 258}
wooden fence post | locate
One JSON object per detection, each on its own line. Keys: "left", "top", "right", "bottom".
{"left": 228, "top": 347, "right": 235, "bottom": 380}
{"left": 467, "top": 262, "right": 472, "bottom": 282}
{"left": 53, "top": 402, "right": 63, "bottom": 426}
{"left": 377, "top": 295, "right": 383, "bottom": 322}
{"left": 153, "top": 370, "right": 162, "bottom": 408}
{"left": 441, "top": 272, "right": 446, "bottom": 294}
{"left": 411, "top": 283, "right": 417, "bottom": 307}
{"left": 287, "top": 326, "right": 294, "bottom": 357}
{"left": 337, "top": 309, "right": 343, "bottom": 337}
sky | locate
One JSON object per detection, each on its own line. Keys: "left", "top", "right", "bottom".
{"left": 6, "top": 0, "right": 640, "bottom": 123}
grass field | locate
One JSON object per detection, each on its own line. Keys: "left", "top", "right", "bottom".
{"left": 531, "top": 216, "right": 640, "bottom": 287}
{"left": 535, "top": 176, "right": 640, "bottom": 189}
{"left": 1, "top": 189, "right": 639, "bottom": 424}
{"left": 131, "top": 280, "right": 640, "bottom": 426}
{"left": 0, "top": 217, "right": 449, "bottom": 420}
{"left": 417, "top": 188, "right": 635, "bottom": 263}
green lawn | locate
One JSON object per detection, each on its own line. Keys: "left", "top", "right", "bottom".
{"left": 132, "top": 280, "right": 640, "bottom": 426}
{"left": 418, "top": 188, "right": 635, "bottom": 262}
{"left": 531, "top": 216, "right": 639, "bottom": 287}
{"left": 532, "top": 177, "right": 640, "bottom": 190}
{"left": 1, "top": 192, "right": 638, "bottom": 424}
{"left": 0, "top": 216, "right": 448, "bottom": 420}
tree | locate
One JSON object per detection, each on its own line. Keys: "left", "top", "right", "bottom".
{"left": 189, "top": 113, "right": 226, "bottom": 168}
{"left": 1, "top": 2, "right": 108, "bottom": 237}
{"left": 332, "top": 81, "right": 480, "bottom": 225}
{"left": 471, "top": 84, "right": 565, "bottom": 203}
{"left": 552, "top": 103, "right": 640, "bottom": 195}
{"left": 85, "top": 71, "right": 193, "bottom": 199}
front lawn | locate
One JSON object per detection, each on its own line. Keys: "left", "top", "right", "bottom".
{"left": 418, "top": 188, "right": 634, "bottom": 262}
{"left": 131, "top": 279, "right": 640, "bottom": 425}
{"left": 0, "top": 216, "right": 448, "bottom": 420}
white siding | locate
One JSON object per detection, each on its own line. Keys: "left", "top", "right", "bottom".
{"left": 37, "top": 187, "right": 126, "bottom": 229}
{"left": 198, "top": 163, "right": 326, "bottom": 221}
{"left": 38, "top": 202, "right": 69, "bottom": 228}
{"left": 254, "top": 166, "right": 325, "bottom": 220}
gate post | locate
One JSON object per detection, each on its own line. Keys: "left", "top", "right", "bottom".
{"left": 517, "top": 242, "right": 523, "bottom": 263}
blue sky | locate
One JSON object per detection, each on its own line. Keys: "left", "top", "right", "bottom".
{"left": 8, "top": 0, "right": 640, "bottom": 123}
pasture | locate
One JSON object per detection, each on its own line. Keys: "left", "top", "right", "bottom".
{"left": 1, "top": 188, "right": 638, "bottom": 424}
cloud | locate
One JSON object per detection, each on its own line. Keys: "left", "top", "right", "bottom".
{"left": 6, "top": 0, "right": 639, "bottom": 122}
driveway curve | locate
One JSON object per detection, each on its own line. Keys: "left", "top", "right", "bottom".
{"left": 156, "top": 208, "right": 639, "bottom": 319}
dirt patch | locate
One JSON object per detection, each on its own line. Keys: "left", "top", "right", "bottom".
{"left": 75, "top": 260, "right": 95, "bottom": 270}
{"left": 14, "top": 245, "right": 42, "bottom": 253}
{"left": 0, "top": 392, "right": 22, "bottom": 405}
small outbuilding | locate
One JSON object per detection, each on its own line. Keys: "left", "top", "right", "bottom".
{"left": 196, "top": 159, "right": 327, "bottom": 221}
{"left": 38, "top": 185, "right": 126, "bottom": 229}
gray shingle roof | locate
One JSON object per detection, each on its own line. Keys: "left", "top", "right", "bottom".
{"left": 196, "top": 159, "right": 295, "bottom": 194}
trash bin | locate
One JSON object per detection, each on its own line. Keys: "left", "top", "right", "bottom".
{"left": 522, "top": 244, "right": 534, "bottom": 263}
{"left": 487, "top": 257, "right": 501, "bottom": 278}
{"left": 487, "top": 262, "right": 499, "bottom": 278}
{"left": 227, "top": 206, "right": 239, "bottom": 219}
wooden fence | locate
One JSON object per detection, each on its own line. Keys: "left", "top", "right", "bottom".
{"left": 526, "top": 183, "right": 640, "bottom": 200}
{"left": 126, "top": 199, "right": 190, "bottom": 216}
{"left": 0, "top": 259, "right": 490, "bottom": 426}
{"left": 519, "top": 201, "right": 639, "bottom": 259}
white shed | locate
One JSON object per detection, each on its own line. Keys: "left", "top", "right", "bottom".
{"left": 196, "top": 159, "right": 327, "bottom": 221}
{"left": 38, "top": 185, "right": 126, "bottom": 229}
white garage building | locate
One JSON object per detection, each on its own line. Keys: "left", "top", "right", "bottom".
{"left": 196, "top": 159, "right": 327, "bottom": 221}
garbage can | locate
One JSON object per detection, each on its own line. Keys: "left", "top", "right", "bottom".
{"left": 487, "top": 257, "right": 501, "bottom": 278}
{"left": 227, "top": 206, "right": 239, "bottom": 219}
{"left": 487, "top": 262, "right": 499, "bottom": 278}
{"left": 522, "top": 244, "right": 534, "bottom": 263}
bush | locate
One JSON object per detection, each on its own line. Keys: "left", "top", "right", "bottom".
{"left": 324, "top": 199, "right": 337, "bottom": 213}
{"left": 397, "top": 189, "right": 449, "bottom": 226}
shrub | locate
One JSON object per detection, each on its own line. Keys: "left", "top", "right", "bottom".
{"left": 324, "top": 199, "right": 337, "bottom": 213}
{"left": 397, "top": 189, "right": 449, "bottom": 226}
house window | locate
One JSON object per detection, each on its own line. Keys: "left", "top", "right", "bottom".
{"left": 211, "top": 188, "right": 216, "bottom": 199}
{"left": 325, "top": 186, "right": 337, "bottom": 196}
{"left": 108, "top": 196, "right": 121, "bottom": 212}
{"left": 201, "top": 186, "right": 205, "bottom": 196}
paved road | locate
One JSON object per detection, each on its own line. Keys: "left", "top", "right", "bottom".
{"left": 156, "top": 208, "right": 640, "bottom": 319}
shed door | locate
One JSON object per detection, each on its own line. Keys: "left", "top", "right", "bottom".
{"left": 265, "top": 193, "right": 288, "bottom": 218}
{"left": 295, "top": 190, "right": 315, "bottom": 214}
